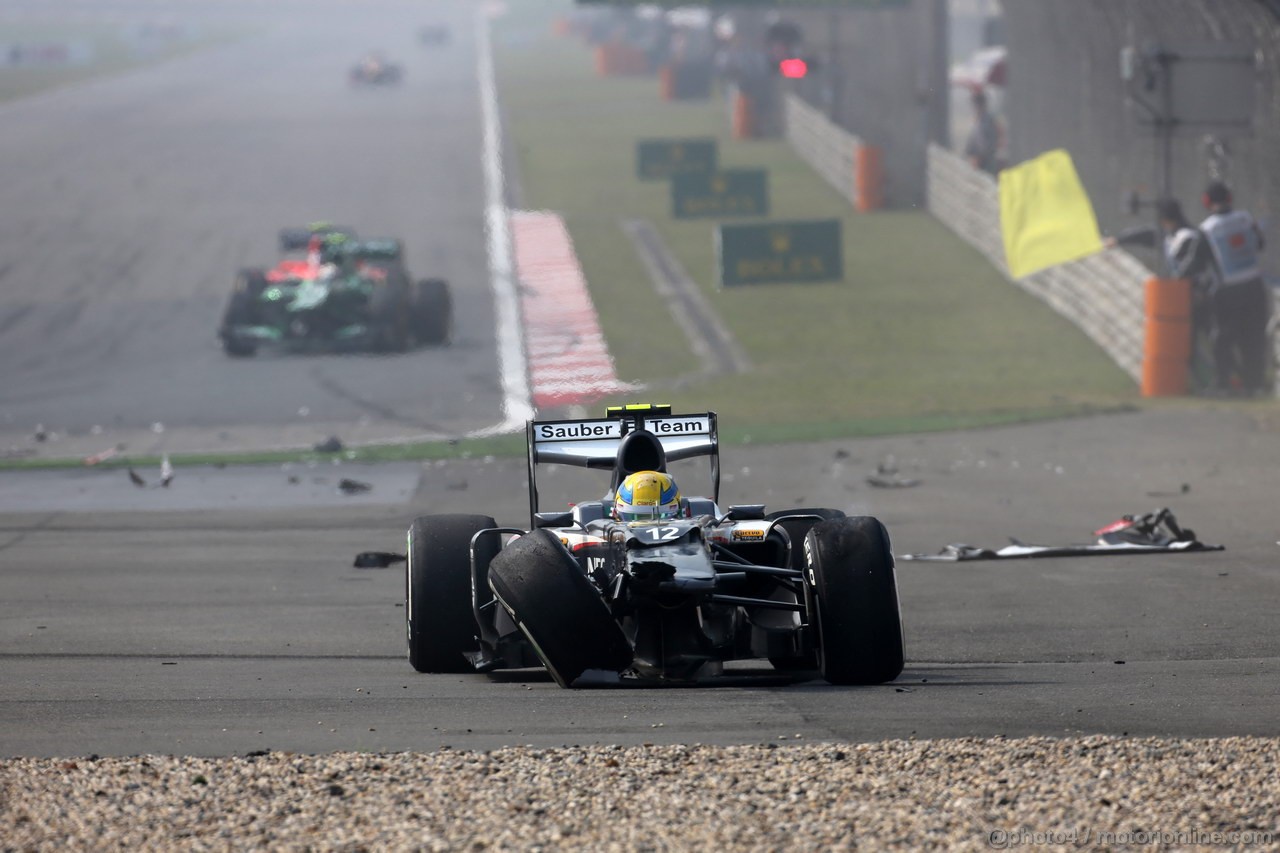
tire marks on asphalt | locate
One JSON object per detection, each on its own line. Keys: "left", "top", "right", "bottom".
{"left": 40, "top": 299, "right": 86, "bottom": 337}
{"left": 0, "top": 304, "right": 34, "bottom": 335}
{"left": 0, "top": 512, "right": 61, "bottom": 555}
{"left": 622, "top": 219, "right": 750, "bottom": 380}
{"left": 307, "top": 366, "right": 448, "bottom": 434}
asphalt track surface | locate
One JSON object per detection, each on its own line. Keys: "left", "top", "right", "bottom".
{"left": 0, "top": 0, "right": 506, "bottom": 458}
{"left": 0, "top": 0, "right": 1276, "bottom": 763}
{"left": 2, "top": 407, "right": 1277, "bottom": 758}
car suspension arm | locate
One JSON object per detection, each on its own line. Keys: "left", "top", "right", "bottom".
{"left": 710, "top": 543, "right": 803, "bottom": 578}
{"left": 706, "top": 594, "right": 805, "bottom": 612}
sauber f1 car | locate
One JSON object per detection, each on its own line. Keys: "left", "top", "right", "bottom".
{"left": 400, "top": 405, "right": 905, "bottom": 687}
{"left": 218, "top": 225, "right": 451, "bottom": 356}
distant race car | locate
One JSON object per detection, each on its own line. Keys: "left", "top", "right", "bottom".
{"left": 350, "top": 54, "right": 402, "bottom": 85}
{"left": 218, "top": 225, "right": 451, "bottom": 356}
{"left": 419, "top": 24, "right": 450, "bottom": 46}
{"left": 392, "top": 404, "right": 905, "bottom": 688}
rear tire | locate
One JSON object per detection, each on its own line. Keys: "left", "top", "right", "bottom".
{"left": 220, "top": 272, "right": 265, "bottom": 358}
{"left": 805, "top": 516, "right": 904, "bottom": 685}
{"left": 411, "top": 278, "right": 452, "bottom": 346}
{"left": 488, "top": 529, "right": 632, "bottom": 687}
{"left": 369, "top": 272, "right": 410, "bottom": 352}
{"left": 220, "top": 293, "right": 257, "bottom": 357}
{"left": 406, "top": 514, "right": 496, "bottom": 673}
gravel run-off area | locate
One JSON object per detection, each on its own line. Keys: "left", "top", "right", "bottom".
{"left": 3, "top": 736, "right": 1278, "bottom": 851}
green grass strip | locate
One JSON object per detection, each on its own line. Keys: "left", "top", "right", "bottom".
{"left": 0, "top": 433, "right": 529, "bottom": 473}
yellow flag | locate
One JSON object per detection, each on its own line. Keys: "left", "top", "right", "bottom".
{"left": 999, "top": 149, "right": 1102, "bottom": 279}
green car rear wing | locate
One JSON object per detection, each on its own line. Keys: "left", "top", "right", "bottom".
{"left": 349, "top": 238, "right": 404, "bottom": 262}
{"left": 278, "top": 224, "right": 358, "bottom": 252}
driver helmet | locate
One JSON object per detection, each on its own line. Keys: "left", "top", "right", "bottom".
{"left": 614, "top": 470, "right": 681, "bottom": 522}
{"left": 319, "top": 232, "right": 351, "bottom": 264}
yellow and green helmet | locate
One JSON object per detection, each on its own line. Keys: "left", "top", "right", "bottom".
{"left": 614, "top": 470, "right": 682, "bottom": 522}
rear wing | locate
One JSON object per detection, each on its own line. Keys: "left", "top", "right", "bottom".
{"left": 526, "top": 408, "right": 719, "bottom": 524}
{"left": 278, "top": 224, "right": 358, "bottom": 252}
{"left": 349, "top": 238, "right": 403, "bottom": 262}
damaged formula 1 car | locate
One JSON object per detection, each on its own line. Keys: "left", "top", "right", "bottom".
{"left": 403, "top": 405, "right": 904, "bottom": 687}
{"left": 218, "top": 225, "right": 451, "bottom": 356}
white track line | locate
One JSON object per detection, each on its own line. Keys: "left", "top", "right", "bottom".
{"left": 470, "top": 3, "right": 533, "bottom": 437}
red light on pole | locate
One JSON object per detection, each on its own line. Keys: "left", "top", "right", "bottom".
{"left": 779, "top": 58, "right": 808, "bottom": 79}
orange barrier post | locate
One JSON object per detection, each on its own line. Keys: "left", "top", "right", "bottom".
{"left": 1141, "top": 277, "right": 1191, "bottom": 397}
{"left": 732, "top": 91, "right": 754, "bottom": 140}
{"left": 659, "top": 64, "right": 674, "bottom": 100}
{"left": 552, "top": 17, "right": 571, "bottom": 37}
{"left": 854, "top": 145, "right": 884, "bottom": 212}
{"left": 595, "top": 43, "right": 649, "bottom": 77}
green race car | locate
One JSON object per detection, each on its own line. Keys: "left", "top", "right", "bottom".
{"left": 218, "top": 226, "right": 451, "bottom": 357}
